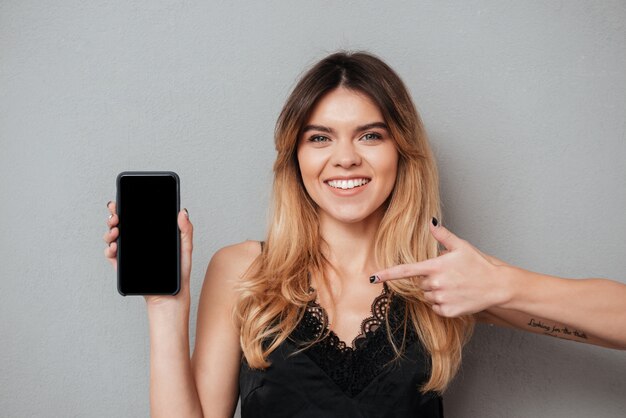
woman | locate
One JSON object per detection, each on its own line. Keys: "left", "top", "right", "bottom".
{"left": 103, "top": 51, "right": 626, "bottom": 418}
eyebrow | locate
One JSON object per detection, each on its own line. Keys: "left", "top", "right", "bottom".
{"left": 301, "top": 121, "right": 389, "bottom": 135}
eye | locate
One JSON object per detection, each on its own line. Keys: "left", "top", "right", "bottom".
{"left": 360, "top": 132, "right": 382, "bottom": 141}
{"left": 308, "top": 135, "right": 330, "bottom": 143}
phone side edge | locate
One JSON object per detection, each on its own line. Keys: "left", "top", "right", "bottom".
{"left": 116, "top": 173, "right": 126, "bottom": 296}
{"left": 173, "top": 171, "right": 181, "bottom": 296}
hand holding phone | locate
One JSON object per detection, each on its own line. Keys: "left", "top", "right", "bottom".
{"left": 104, "top": 172, "right": 193, "bottom": 306}
{"left": 103, "top": 180, "right": 198, "bottom": 417}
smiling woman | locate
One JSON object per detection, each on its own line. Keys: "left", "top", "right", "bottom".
{"left": 103, "top": 50, "right": 626, "bottom": 418}
{"left": 233, "top": 52, "right": 473, "bottom": 417}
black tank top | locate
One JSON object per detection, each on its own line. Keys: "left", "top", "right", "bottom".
{"left": 238, "top": 279, "right": 443, "bottom": 417}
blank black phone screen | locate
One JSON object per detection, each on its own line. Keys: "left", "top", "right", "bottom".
{"left": 117, "top": 172, "right": 180, "bottom": 295}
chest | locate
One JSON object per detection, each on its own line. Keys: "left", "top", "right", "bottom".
{"left": 238, "top": 296, "right": 441, "bottom": 417}
{"left": 312, "top": 281, "right": 388, "bottom": 349}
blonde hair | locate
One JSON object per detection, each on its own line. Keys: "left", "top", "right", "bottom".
{"left": 234, "top": 51, "right": 474, "bottom": 393}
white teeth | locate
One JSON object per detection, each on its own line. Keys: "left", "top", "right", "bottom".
{"left": 326, "top": 178, "right": 370, "bottom": 190}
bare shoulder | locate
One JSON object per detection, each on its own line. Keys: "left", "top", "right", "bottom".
{"left": 209, "top": 240, "right": 262, "bottom": 279}
{"left": 196, "top": 240, "right": 263, "bottom": 335}
{"left": 214, "top": 239, "right": 262, "bottom": 264}
{"left": 202, "top": 240, "right": 263, "bottom": 296}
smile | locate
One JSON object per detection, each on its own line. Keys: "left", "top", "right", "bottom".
{"left": 325, "top": 178, "right": 370, "bottom": 190}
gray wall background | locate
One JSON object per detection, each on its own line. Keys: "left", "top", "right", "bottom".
{"left": 1, "top": 1, "right": 624, "bottom": 417}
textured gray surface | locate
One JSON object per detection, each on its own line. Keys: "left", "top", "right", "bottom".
{"left": 1, "top": 1, "right": 624, "bottom": 417}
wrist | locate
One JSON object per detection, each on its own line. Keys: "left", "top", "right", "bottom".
{"left": 147, "top": 302, "right": 191, "bottom": 348}
{"left": 146, "top": 292, "right": 190, "bottom": 310}
{"left": 146, "top": 297, "right": 190, "bottom": 325}
{"left": 494, "top": 264, "right": 522, "bottom": 310}
{"left": 497, "top": 264, "right": 542, "bottom": 311}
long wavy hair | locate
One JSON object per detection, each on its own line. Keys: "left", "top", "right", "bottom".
{"left": 234, "top": 50, "right": 474, "bottom": 393}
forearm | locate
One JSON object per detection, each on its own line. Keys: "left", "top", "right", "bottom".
{"left": 496, "top": 265, "right": 626, "bottom": 349}
{"left": 148, "top": 305, "right": 204, "bottom": 418}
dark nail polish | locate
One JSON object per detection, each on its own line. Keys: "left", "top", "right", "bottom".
{"left": 369, "top": 275, "right": 379, "bottom": 284}
{"left": 431, "top": 217, "right": 439, "bottom": 227}
{"left": 183, "top": 208, "right": 189, "bottom": 219}
{"left": 106, "top": 200, "right": 112, "bottom": 208}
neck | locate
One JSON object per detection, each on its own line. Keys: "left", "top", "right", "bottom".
{"left": 318, "top": 208, "right": 384, "bottom": 283}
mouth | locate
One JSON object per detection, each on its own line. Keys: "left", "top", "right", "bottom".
{"left": 325, "top": 178, "right": 371, "bottom": 190}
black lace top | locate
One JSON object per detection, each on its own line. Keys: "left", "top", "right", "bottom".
{"left": 239, "top": 281, "right": 443, "bottom": 417}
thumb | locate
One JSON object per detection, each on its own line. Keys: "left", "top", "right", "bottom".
{"left": 179, "top": 208, "right": 193, "bottom": 247}
{"left": 178, "top": 208, "right": 193, "bottom": 271}
{"left": 430, "top": 217, "right": 464, "bottom": 251}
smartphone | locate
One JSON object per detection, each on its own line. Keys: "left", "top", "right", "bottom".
{"left": 116, "top": 171, "right": 180, "bottom": 296}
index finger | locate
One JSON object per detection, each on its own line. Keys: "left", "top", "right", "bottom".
{"left": 370, "top": 258, "right": 438, "bottom": 283}
{"left": 107, "top": 200, "right": 116, "bottom": 214}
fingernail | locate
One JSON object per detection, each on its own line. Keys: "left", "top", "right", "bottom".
{"left": 183, "top": 208, "right": 189, "bottom": 219}
{"left": 108, "top": 214, "right": 113, "bottom": 220}
{"left": 431, "top": 217, "right": 439, "bottom": 227}
{"left": 106, "top": 200, "right": 112, "bottom": 209}
{"left": 369, "top": 275, "right": 380, "bottom": 284}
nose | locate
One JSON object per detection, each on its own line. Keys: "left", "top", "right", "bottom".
{"left": 331, "top": 140, "right": 362, "bottom": 168}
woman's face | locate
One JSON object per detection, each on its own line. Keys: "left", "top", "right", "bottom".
{"left": 296, "top": 87, "right": 399, "bottom": 224}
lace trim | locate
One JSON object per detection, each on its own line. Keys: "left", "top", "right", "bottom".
{"left": 289, "top": 287, "right": 419, "bottom": 397}
{"left": 307, "top": 283, "right": 390, "bottom": 351}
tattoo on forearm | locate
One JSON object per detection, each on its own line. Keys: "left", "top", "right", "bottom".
{"left": 527, "top": 318, "right": 588, "bottom": 340}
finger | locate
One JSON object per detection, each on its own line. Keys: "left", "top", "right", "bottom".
{"left": 431, "top": 304, "right": 459, "bottom": 318}
{"left": 107, "top": 213, "right": 118, "bottom": 229}
{"left": 422, "top": 290, "right": 436, "bottom": 304}
{"left": 107, "top": 200, "right": 116, "bottom": 214}
{"left": 420, "top": 277, "right": 441, "bottom": 291}
{"left": 106, "top": 201, "right": 118, "bottom": 229}
{"left": 430, "top": 218, "right": 464, "bottom": 251}
{"left": 103, "top": 226, "right": 118, "bottom": 245}
{"left": 178, "top": 209, "right": 193, "bottom": 276}
{"left": 179, "top": 208, "right": 192, "bottom": 241}
{"left": 431, "top": 304, "right": 444, "bottom": 317}
{"left": 104, "top": 240, "right": 117, "bottom": 263}
{"left": 369, "top": 258, "right": 438, "bottom": 283}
